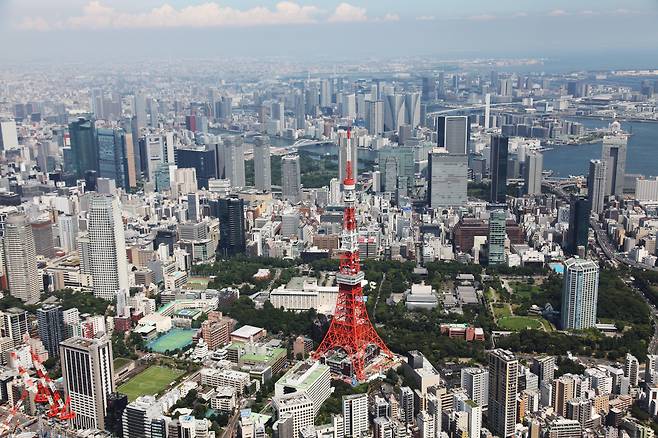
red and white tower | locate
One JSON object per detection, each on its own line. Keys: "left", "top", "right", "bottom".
{"left": 313, "top": 129, "right": 392, "bottom": 381}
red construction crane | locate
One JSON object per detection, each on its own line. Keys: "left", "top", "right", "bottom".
{"left": 0, "top": 336, "right": 75, "bottom": 433}
{"left": 313, "top": 128, "right": 393, "bottom": 381}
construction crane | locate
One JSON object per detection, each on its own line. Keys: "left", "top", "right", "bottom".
{"left": 0, "top": 336, "right": 75, "bottom": 435}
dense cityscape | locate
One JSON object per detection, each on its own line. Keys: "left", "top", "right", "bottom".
{"left": 1, "top": 1, "right": 658, "bottom": 438}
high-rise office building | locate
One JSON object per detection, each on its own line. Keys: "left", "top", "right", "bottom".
{"left": 524, "top": 151, "right": 543, "bottom": 196}
{"left": 488, "top": 210, "right": 507, "bottom": 266}
{"left": 133, "top": 93, "right": 148, "bottom": 130}
{"left": 31, "top": 218, "right": 55, "bottom": 259}
{"left": 421, "top": 77, "right": 436, "bottom": 103}
{"left": 588, "top": 159, "right": 607, "bottom": 214}
{"left": 4, "top": 214, "right": 40, "bottom": 303}
{"left": 490, "top": 135, "right": 509, "bottom": 204}
{"left": 69, "top": 117, "right": 98, "bottom": 178}
{"left": 567, "top": 195, "right": 591, "bottom": 256}
{"left": 96, "top": 127, "right": 129, "bottom": 189}
{"left": 282, "top": 155, "right": 302, "bottom": 203}
{"left": 224, "top": 136, "right": 246, "bottom": 187}
{"left": 0, "top": 119, "right": 19, "bottom": 150}
{"left": 488, "top": 349, "right": 519, "bottom": 438}
{"left": 561, "top": 258, "right": 599, "bottom": 330}
{"left": 404, "top": 92, "right": 421, "bottom": 127}
{"left": 366, "top": 100, "right": 384, "bottom": 135}
{"left": 60, "top": 336, "right": 115, "bottom": 430}
{"left": 58, "top": 214, "right": 79, "bottom": 254}
{"left": 2, "top": 307, "right": 29, "bottom": 347}
{"left": 214, "top": 197, "right": 246, "bottom": 258}
{"left": 342, "top": 394, "right": 368, "bottom": 438}
{"left": 461, "top": 367, "right": 489, "bottom": 408}
{"left": 253, "top": 136, "right": 272, "bottom": 191}
{"left": 427, "top": 148, "right": 467, "bottom": 208}
{"left": 531, "top": 356, "right": 556, "bottom": 386}
{"left": 174, "top": 147, "right": 217, "bottom": 190}
{"left": 601, "top": 133, "right": 628, "bottom": 196}
{"left": 37, "top": 304, "right": 64, "bottom": 357}
{"left": 384, "top": 94, "right": 405, "bottom": 132}
{"left": 436, "top": 116, "right": 469, "bottom": 154}
{"left": 87, "top": 195, "right": 129, "bottom": 300}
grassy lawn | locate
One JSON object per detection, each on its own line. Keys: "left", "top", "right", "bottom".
{"left": 510, "top": 281, "right": 541, "bottom": 299}
{"left": 492, "top": 303, "right": 512, "bottom": 318}
{"left": 117, "top": 366, "right": 185, "bottom": 401}
{"left": 497, "top": 316, "right": 545, "bottom": 331}
{"left": 113, "top": 357, "right": 132, "bottom": 371}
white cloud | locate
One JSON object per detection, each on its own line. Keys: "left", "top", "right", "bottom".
{"left": 548, "top": 9, "right": 568, "bottom": 17}
{"left": 375, "top": 13, "right": 399, "bottom": 22}
{"left": 580, "top": 10, "right": 597, "bottom": 16}
{"left": 415, "top": 15, "right": 435, "bottom": 21}
{"left": 18, "top": 1, "right": 323, "bottom": 30}
{"left": 512, "top": 12, "right": 528, "bottom": 18}
{"left": 327, "top": 2, "right": 368, "bottom": 23}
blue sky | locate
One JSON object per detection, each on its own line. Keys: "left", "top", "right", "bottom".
{"left": 1, "top": 0, "right": 658, "bottom": 64}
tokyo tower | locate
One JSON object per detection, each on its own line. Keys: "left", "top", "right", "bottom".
{"left": 313, "top": 129, "right": 393, "bottom": 381}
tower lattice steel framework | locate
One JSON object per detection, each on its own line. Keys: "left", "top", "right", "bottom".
{"left": 313, "top": 129, "right": 392, "bottom": 381}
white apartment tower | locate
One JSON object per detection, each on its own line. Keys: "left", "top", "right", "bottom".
{"left": 561, "top": 258, "right": 599, "bottom": 330}
{"left": 88, "top": 195, "right": 129, "bottom": 300}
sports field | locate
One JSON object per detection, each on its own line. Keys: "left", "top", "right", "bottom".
{"left": 146, "top": 328, "right": 196, "bottom": 353}
{"left": 117, "top": 366, "right": 185, "bottom": 401}
{"left": 497, "top": 316, "right": 545, "bottom": 331}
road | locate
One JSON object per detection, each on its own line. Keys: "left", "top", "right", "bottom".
{"left": 371, "top": 272, "right": 385, "bottom": 323}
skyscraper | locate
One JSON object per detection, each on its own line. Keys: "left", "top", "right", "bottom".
{"left": 96, "top": 127, "right": 129, "bottom": 189}
{"left": 253, "top": 136, "right": 272, "bottom": 191}
{"left": 133, "top": 93, "right": 148, "bottom": 131}
{"left": 174, "top": 147, "right": 217, "bottom": 190}
{"left": 588, "top": 160, "right": 607, "bottom": 214}
{"left": 60, "top": 336, "right": 115, "bottom": 430}
{"left": 404, "top": 92, "right": 421, "bottom": 127}
{"left": 488, "top": 209, "right": 507, "bottom": 266}
{"left": 427, "top": 148, "right": 467, "bottom": 208}
{"left": 0, "top": 119, "right": 19, "bottom": 150}
{"left": 384, "top": 94, "right": 405, "bottom": 132}
{"left": 567, "top": 195, "right": 591, "bottom": 256}
{"left": 224, "top": 136, "right": 246, "bottom": 187}
{"left": 488, "top": 349, "right": 518, "bottom": 438}
{"left": 601, "top": 133, "right": 628, "bottom": 196}
{"left": 342, "top": 394, "right": 368, "bottom": 438}
{"left": 214, "top": 196, "right": 246, "bottom": 258}
{"left": 421, "top": 76, "right": 436, "bottom": 103}
{"left": 4, "top": 213, "right": 40, "bottom": 303}
{"left": 87, "top": 195, "right": 129, "bottom": 300}
{"left": 37, "top": 304, "right": 65, "bottom": 357}
{"left": 282, "top": 155, "right": 302, "bottom": 203}
{"left": 69, "top": 117, "right": 98, "bottom": 178}
{"left": 524, "top": 151, "right": 543, "bottom": 196}
{"left": 366, "top": 100, "right": 384, "bottom": 135}
{"left": 561, "top": 258, "right": 599, "bottom": 330}
{"left": 436, "top": 116, "right": 469, "bottom": 154}
{"left": 490, "top": 135, "right": 509, "bottom": 204}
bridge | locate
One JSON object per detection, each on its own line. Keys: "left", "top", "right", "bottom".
{"left": 427, "top": 99, "right": 549, "bottom": 117}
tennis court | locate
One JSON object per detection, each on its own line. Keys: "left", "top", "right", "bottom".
{"left": 146, "top": 328, "right": 196, "bottom": 353}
